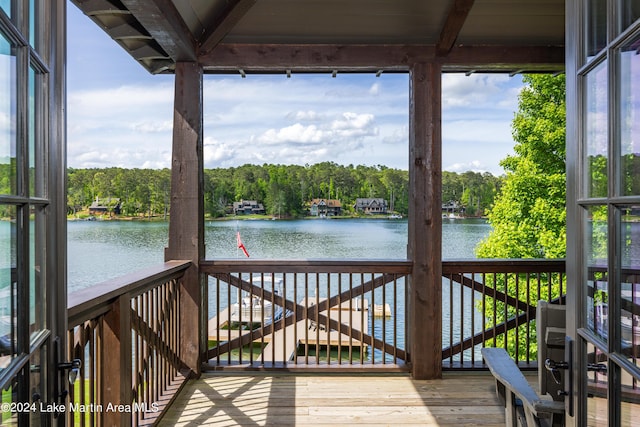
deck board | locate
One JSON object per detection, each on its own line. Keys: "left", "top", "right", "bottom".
{"left": 159, "top": 372, "right": 510, "bottom": 426}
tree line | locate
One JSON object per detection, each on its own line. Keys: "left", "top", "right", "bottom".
{"left": 64, "top": 163, "right": 502, "bottom": 218}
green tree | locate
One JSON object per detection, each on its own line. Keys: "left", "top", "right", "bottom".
{"left": 477, "top": 74, "right": 566, "bottom": 259}
{"left": 476, "top": 74, "right": 566, "bottom": 359}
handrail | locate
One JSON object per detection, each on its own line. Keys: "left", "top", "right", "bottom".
{"left": 68, "top": 260, "right": 191, "bottom": 326}
{"left": 66, "top": 260, "right": 191, "bottom": 427}
{"left": 442, "top": 258, "right": 566, "bottom": 368}
{"left": 202, "top": 258, "right": 566, "bottom": 371}
{"left": 200, "top": 259, "right": 413, "bottom": 274}
{"left": 202, "top": 259, "right": 411, "bottom": 370}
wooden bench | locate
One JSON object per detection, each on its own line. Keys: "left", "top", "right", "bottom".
{"left": 482, "top": 348, "right": 565, "bottom": 427}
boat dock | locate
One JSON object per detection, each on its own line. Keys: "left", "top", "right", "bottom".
{"left": 208, "top": 297, "right": 372, "bottom": 362}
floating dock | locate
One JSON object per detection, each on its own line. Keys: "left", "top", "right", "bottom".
{"left": 208, "top": 297, "right": 371, "bottom": 362}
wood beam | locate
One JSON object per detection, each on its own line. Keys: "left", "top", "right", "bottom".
{"left": 199, "top": 0, "right": 257, "bottom": 55}
{"left": 200, "top": 43, "right": 564, "bottom": 73}
{"left": 166, "top": 62, "right": 204, "bottom": 376}
{"left": 436, "top": 0, "right": 475, "bottom": 56}
{"left": 408, "top": 62, "right": 442, "bottom": 380}
{"left": 121, "top": 0, "right": 197, "bottom": 61}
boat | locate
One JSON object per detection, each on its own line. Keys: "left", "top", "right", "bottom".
{"left": 229, "top": 276, "right": 283, "bottom": 324}
{"left": 388, "top": 214, "right": 403, "bottom": 219}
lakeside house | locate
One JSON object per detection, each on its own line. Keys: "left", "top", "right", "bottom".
{"left": 88, "top": 197, "right": 121, "bottom": 216}
{"left": 354, "top": 198, "right": 388, "bottom": 215}
{"left": 442, "top": 200, "right": 465, "bottom": 218}
{"left": 233, "top": 200, "right": 265, "bottom": 215}
{"left": 308, "top": 198, "right": 342, "bottom": 216}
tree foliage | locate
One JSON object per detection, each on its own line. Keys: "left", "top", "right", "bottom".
{"left": 477, "top": 74, "right": 566, "bottom": 259}
{"left": 475, "top": 74, "right": 566, "bottom": 360}
{"left": 62, "top": 163, "right": 501, "bottom": 219}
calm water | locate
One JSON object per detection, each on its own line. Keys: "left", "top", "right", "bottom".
{"left": 67, "top": 218, "right": 491, "bottom": 292}
{"left": 67, "top": 218, "right": 490, "bottom": 360}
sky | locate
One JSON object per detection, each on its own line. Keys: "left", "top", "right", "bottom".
{"left": 66, "top": 3, "right": 524, "bottom": 176}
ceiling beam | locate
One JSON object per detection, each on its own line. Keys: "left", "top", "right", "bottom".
{"left": 200, "top": 43, "right": 564, "bottom": 73}
{"left": 121, "top": 0, "right": 197, "bottom": 62}
{"left": 199, "top": 0, "right": 257, "bottom": 56}
{"left": 436, "top": 0, "right": 475, "bottom": 56}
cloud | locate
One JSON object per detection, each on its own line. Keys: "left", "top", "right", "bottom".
{"left": 130, "top": 120, "right": 173, "bottom": 133}
{"left": 287, "top": 110, "right": 323, "bottom": 122}
{"left": 381, "top": 125, "right": 408, "bottom": 145}
{"left": 203, "top": 137, "right": 237, "bottom": 166}
{"left": 66, "top": 65, "right": 519, "bottom": 174}
{"left": 254, "top": 112, "right": 377, "bottom": 153}
{"left": 258, "top": 124, "right": 324, "bottom": 145}
{"left": 442, "top": 74, "right": 522, "bottom": 110}
{"left": 445, "top": 160, "right": 486, "bottom": 173}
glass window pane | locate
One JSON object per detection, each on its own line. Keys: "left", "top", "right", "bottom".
{"left": 0, "top": 1, "right": 10, "bottom": 19}
{"left": 619, "top": 35, "right": 640, "bottom": 197}
{"left": 585, "top": 61, "right": 608, "bottom": 198}
{"left": 586, "top": 344, "right": 608, "bottom": 426}
{"left": 586, "top": 205, "right": 608, "bottom": 342}
{"left": 1, "top": 33, "right": 17, "bottom": 196}
{"left": 0, "top": 205, "right": 17, "bottom": 371}
{"left": 29, "top": 0, "right": 36, "bottom": 48}
{"left": 620, "top": 1, "right": 640, "bottom": 32}
{"left": 586, "top": 0, "right": 608, "bottom": 60}
{"left": 620, "top": 206, "right": 640, "bottom": 367}
{"left": 29, "top": 205, "right": 45, "bottom": 336}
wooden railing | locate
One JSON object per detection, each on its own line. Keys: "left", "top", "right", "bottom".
{"left": 61, "top": 257, "right": 566, "bottom": 424}
{"left": 201, "top": 260, "right": 412, "bottom": 369}
{"left": 66, "top": 260, "right": 191, "bottom": 426}
{"left": 442, "top": 259, "right": 566, "bottom": 369}
{"left": 202, "top": 258, "right": 566, "bottom": 371}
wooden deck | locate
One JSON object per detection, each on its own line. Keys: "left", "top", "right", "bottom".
{"left": 159, "top": 372, "right": 513, "bottom": 426}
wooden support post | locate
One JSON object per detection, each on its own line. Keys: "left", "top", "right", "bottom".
{"left": 165, "top": 62, "right": 204, "bottom": 377}
{"left": 408, "top": 62, "right": 442, "bottom": 379}
{"left": 102, "top": 298, "right": 132, "bottom": 426}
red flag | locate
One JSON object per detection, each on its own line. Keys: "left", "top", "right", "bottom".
{"left": 236, "top": 232, "right": 250, "bottom": 258}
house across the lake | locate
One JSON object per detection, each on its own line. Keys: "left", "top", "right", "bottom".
{"left": 233, "top": 200, "right": 266, "bottom": 215}
{"left": 354, "top": 198, "right": 388, "bottom": 215}
{"left": 88, "top": 197, "right": 121, "bottom": 216}
{"left": 309, "top": 199, "right": 342, "bottom": 217}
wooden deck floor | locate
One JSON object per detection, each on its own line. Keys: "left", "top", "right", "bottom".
{"left": 159, "top": 372, "right": 512, "bottom": 426}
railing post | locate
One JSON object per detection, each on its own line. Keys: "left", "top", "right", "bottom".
{"left": 408, "top": 62, "right": 443, "bottom": 379}
{"left": 166, "top": 61, "right": 204, "bottom": 376}
{"left": 102, "top": 296, "right": 132, "bottom": 427}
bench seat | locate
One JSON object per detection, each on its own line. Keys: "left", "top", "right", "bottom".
{"left": 482, "top": 347, "right": 565, "bottom": 427}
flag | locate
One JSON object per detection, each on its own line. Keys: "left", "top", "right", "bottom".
{"left": 236, "top": 231, "right": 250, "bottom": 258}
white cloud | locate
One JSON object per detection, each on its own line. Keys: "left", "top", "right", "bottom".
{"left": 442, "top": 74, "right": 521, "bottom": 110}
{"left": 66, "top": 67, "right": 520, "bottom": 174}
{"left": 259, "top": 124, "right": 324, "bottom": 145}
{"left": 203, "top": 137, "right": 236, "bottom": 166}
{"left": 445, "top": 160, "right": 485, "bottom": 173}
{"left": 288, "top": 110, "right": 323, "bottom": 122}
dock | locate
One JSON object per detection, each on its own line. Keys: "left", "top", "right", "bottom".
{"left": 208, "top": 297, "right": 371, "bottom": 362}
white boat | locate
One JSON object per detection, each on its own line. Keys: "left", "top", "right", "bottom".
{"left": 230, "top": 276, "right": 283, "bottom": 324}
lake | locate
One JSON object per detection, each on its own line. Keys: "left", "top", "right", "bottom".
{"left": 0, "top": 217, "right": 491, "bottom": 362}
{"left": 67, "top": 217, "right": 491, "bottom": 293}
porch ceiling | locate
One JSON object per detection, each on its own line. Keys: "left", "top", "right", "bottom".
{"left": 71, "top": 0, "right": 565, "bottom": 74}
